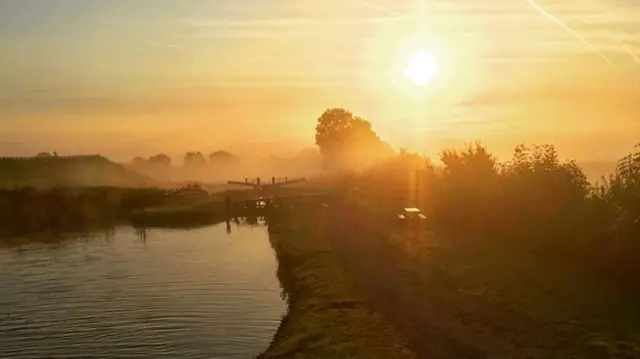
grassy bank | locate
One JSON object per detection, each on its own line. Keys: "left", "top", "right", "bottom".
{"left": 128, "top": 198, "right": 227, "bottom": 228}
{"left": 0, "top": 184, "right": 329, "bottom": 238}
{"left": 0, "top": 187, "right": 228, "bottom": 236}
{"left": 0, "top": 187, "right": 156, "bottom": 236}
{"left": 258, "top": 207, "right": 417, "bottom": 359}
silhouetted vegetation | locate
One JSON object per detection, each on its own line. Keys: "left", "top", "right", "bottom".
{"left": 208, "top": 150, "right": 238, "bottom": 166}
{"left": 149, "top": 153, "right": 172, "bottom": 168}
{"left": 315, "top": 108, "right": 393, "bottom": 170}
{"left": 183, "top": 151, "right": 207, "bottom": 170}
{"left": 267, "top": 114, "right": 640, "bottom": 356}
{"left": 353, "top": 141, "right": 640, "bottom": 290}
{"left": 129, "top": 153, "right": 174, "bottom": 181}
{"left": 125, "top": 148, "right": 322, "bottom": 184}
{"left": 0, "top": 187, "right": 167, "bottom": 236}
{"left": 0, "top": 182, "right": 323, "bottom": 237}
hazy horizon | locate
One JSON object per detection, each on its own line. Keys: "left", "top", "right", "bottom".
{"left": 2, "top": 0, "right": 639, "bottom": 162}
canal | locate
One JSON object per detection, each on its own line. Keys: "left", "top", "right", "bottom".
{"left": 0, "top": 220, "right": 285, "bottom": 359}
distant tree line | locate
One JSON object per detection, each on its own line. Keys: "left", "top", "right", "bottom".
{"left": 129, "top": 151, "right": 238, "bottom": 172}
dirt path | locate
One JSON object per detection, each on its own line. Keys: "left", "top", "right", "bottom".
{"left": 326, "top": 201, "right": 592, "bottom": 359}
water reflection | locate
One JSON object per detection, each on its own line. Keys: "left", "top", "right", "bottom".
{"left": 246, "top": 215, "right": 258, "bottom": 226}
{"left": 1, "top": 226, "right": 119, "bottom": 252}
{"left": 220, "top": 216, "right": 270, "bottom": 236}
{"left": 244, "top": 215, "right": 268, "bottom": 227}
{"left": 0, "top": 222, "right": 285, "bottom": 359}
{"left": 135, "top": 227, "right": 148, "bottom": 243}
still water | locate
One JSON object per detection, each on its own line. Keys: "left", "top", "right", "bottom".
{"left": 0, "top": 221, "right": 286, "bottom": 359}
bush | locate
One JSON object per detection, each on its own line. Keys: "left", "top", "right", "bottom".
{"left": 356, "top": 142, "right": 640, "bottom": 290}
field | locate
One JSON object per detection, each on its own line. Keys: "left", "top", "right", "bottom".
{"left": 259, "top": 195, "right": 640, "bottom": 359}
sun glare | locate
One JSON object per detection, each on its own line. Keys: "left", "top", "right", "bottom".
{"left": 403, "top": 50, "right": 439, "bottom": 87}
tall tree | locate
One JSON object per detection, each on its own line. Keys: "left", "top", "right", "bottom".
{"left": 130, "top": 157, "right": 148, "bottom": 168}
{"left": 183, "top": 152, "right": 206, "bottom": 169}
{"left": 208, "top": 150, "right": 237, "bottom": 166}
{"left": 315, "top": 108, "right": 391, "bottom": 170}
{"left": 148, "top": 154, "right": 171, "bottom": 168}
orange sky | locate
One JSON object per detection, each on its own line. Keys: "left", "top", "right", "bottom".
{"left": 1, "top": 0, "right": 639, "bottom": 162}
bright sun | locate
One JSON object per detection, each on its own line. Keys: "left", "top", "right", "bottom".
{"left": 403, "top": 50, "right": 439, "bottom": 87}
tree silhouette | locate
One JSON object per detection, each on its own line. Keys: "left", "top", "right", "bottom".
{"left": 183, "top": 152, "right": 206, "bottom": 169}
{"left": 148, "top": 154, "right": 171, "bottom": 168}
{"left": 598, "top": 143, "right": 640, "bottom": 242}
{"left": 616, "top": 143, "right": 640, "bottom": 185}
{"left": 130, "top": 157, "right": 147, "bottom": 168}
{"left": 208, "top": 150, "right": 237, "bottom": 166}
{"left": 499, "top": 144, "right": 589, "bottom": 239}
{"left": 315, "top": 108, "right": 391, "bottom": 170}
{"left": 436, "top": 143, "right": 500, "bottom": 230}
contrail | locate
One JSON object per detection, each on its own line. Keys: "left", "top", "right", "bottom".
{"left": 573, "top": 14, "right": 640, "bottom": 64}
{"left": 525, "top": 0, "right": 621, "bottom": 71}
{"left": 623, "top": 45, "right": 639, "bottom": 63}
{"left": 622, "top": 44, "right": 640, "bottom": 64}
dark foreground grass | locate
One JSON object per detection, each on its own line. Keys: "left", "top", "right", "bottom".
{"left": 380, "top": 215, "right": 640, "bottom": 358}
{"left": 324, "top": 198, "right": 640, "bottom": 358}
{"left": 403, "top": 232, "right": 640, "bottom": 358}
{"left": 258, "top": 207, "right": 417, "bottom": 359}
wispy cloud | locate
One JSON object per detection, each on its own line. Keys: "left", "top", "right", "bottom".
{"left": 524, "top": 0, "right": 621, "bottom": 72}
{"left": 148, "top": 42, "right": 186, "bottom": 50}
{"left": 358, "top": 0, "right": 401, "bottom": 17}
{"left": 182, "top": 15, "right": 402, "bottom": 29}
{"left": 569, "top": 4, "right": 640, "bottom": 64}
{"left": 180, "top": 14, "right": 406, "bottom": 40}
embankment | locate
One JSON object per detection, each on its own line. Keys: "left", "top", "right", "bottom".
{"left": 0, "top": 187, "right": 226, "bottom": 237}
{"left": 257, "top": 206, "right": 417, "bottom": 359}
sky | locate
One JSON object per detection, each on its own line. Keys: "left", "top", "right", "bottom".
{"left": 1, "top": 0, "right": 639, "bottom": 162}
